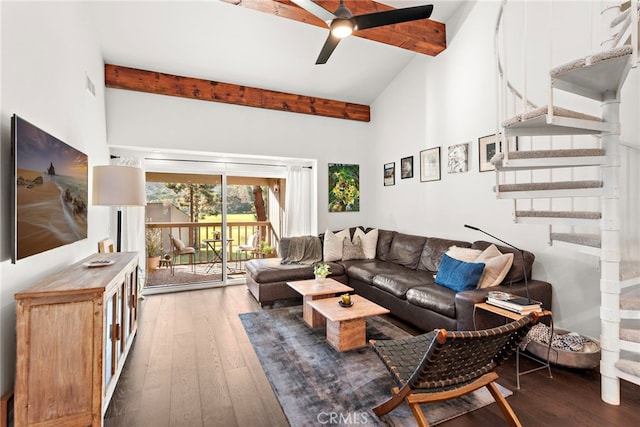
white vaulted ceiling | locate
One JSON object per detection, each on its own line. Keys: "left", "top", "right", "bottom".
{"left": 85, "top": 0, "right": 468, "bottom": 105}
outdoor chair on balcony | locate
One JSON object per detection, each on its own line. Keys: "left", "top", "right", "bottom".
{"left": 369, "top": 313, "right": 540, "bottom": 427}
{"left": 237, "top": 233, "right": 260, "bottom": 267}
{"left": 170, "top": 234, "right": 197, "bottom": 273}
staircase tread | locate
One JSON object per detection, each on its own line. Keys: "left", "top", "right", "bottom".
{"left": 551, "top": 45, "right": 633, "bottom": 77}
{"left": 492, "top": 151, "right": 606, "bottom": 171}
{"left": 499, "top": 180, "right": 603, "bottom": 192}
{"left": 504, "top": 105, "right": 603, "bottom": 127}
{"left": 550, "top": 232, "right": 601, "bottom": 248}
{"left": 508, "top": 148, "right": 605, "bottom": 159}
{"left": 621, "top": 287, "right": 640, "bottom": 310}
{"left": 620, "top": 328, "right": 640, "bottom": 344}
{"left": 516, "top": 210, "right": 602, "bottom": 219}
{"left": 616, "top": 359, "right": 640, "bottom": 377}
{"left": 621, "top": 261, "right": 640, "bottom": 282}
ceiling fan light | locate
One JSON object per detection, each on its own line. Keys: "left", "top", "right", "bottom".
{"left": 331, "top": 20, "right": 353, "bottom": 39}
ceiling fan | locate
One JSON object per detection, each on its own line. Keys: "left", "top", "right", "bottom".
{"left": 291, "top": 0, "right": 434, "bottom": 64}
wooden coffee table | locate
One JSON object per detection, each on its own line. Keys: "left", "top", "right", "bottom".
{"left": 307, "top": 295, "right": 390, "bottom": 352}
{"left": 287, "top": 278, "right": 353, "bottom": 328}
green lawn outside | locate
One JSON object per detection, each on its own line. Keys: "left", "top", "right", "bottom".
{"left": 199, "top": 213, "right": 260, "bottom": 259}
{"left": 202, "top": 213, "right": 257, "bottom": 222}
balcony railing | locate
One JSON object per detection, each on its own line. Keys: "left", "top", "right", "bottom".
{"left": 146, "top": 220, "right": 278, "bottom": 268}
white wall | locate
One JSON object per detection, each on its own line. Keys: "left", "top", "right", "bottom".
{"left": 369, "top": 1, "right": 636, "bottom": 338}
{"left": 105, "top": 89, "right": 373, "bottom": 232}
{"left": 0, "top": 2, "right": 110, "bottom": 394}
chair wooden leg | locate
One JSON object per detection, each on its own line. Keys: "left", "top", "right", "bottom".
{"left": 372, "top": 385, "right": 412, "bottom": 416}
{"left": 486, "top": 381, "right": 522, "bottom": 427}
{"left": 408, "top": 401, "right": 430, "bottom": 427}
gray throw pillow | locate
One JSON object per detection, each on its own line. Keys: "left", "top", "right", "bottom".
{"left": 342, "top": 236, "right": 365, "bottom": 261}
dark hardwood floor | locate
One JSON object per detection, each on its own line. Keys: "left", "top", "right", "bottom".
{"left": 105, "top": 285, "right": 640, "bottom": 427}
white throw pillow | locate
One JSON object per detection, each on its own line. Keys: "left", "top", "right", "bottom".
{"left": 475, "top": 244, "right": 514, "bottom": 288}
{"left": 446, "top": 246, "right": 482, "bottom": 263}
{"left": 353, "top": 228, "right": 379, "bottom": 259}
{"left": 323, "top": 228, "right": 350, "bottom": 262}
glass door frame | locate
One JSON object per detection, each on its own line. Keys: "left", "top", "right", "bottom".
{"left": 141, "top": 157, "right": 289, "bottom": 294}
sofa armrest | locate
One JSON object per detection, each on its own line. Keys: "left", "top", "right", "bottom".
{"left": 455, "top": 279, "right": 553, "bottom": 331}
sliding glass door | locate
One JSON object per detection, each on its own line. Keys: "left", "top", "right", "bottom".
{"left": 144, "top": 172, "right": 225, "bottom": 289}
{"left": 143, "top": 171, "right": 284, "bottom": 292}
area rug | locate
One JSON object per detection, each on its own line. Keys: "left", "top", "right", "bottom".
{"left": 239, "top": 306, "right": 512, "bottom": 427}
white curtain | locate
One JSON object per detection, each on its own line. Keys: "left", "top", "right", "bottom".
{"left": 113, "top": 157, "right": 146, "bottom": 270}
{"left": 268, "top": 183, "right": 283, "bottom": 241}
{"left": 284, "top": 166, "right": 312, "bottom": 237}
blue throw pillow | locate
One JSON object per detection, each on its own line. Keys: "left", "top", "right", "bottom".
{"left": 435, "top": 254, "right": 485, "bottom": 292}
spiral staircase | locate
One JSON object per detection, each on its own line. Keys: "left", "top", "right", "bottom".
{"left": 493, "top": 1, "right": 640, "bottom": 404}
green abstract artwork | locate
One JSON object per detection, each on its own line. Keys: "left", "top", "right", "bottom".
{"left": 328, "top": 163, "right": 360, "bottom": 212}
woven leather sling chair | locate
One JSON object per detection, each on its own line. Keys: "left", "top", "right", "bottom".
{"left": 370, "top": 312, "right": 540, "bottom": 427}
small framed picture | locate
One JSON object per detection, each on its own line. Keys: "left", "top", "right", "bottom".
{"left": 478, "top": 134, "right": 518, "bottom": 172}
{"left": 420, "top": 147, "right": 441, "bottom": 182}
{"left": 401, "top": 156, "right": 414, "bottom": 179}
{"left": 384, "top": 162, "right": 395, "bottom": 186}
{"left": 448, "top": 143, "right": 469, "bottom": 174}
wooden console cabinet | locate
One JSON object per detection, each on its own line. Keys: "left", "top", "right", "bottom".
{"left": 14, "top": 252, "right": 139, "bottom": 427}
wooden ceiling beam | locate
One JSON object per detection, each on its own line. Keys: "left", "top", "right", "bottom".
{"left": 105, "top": 64, "right": 370, "bottom": 122}
{"left": 225, "top": 0, "right": 446, "bottom": 56}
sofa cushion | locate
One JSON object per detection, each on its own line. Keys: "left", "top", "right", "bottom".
{"left": 324, "top": 261, "right": 346, "bottom": 277}
{"left": 246, "top": 258, "right": 313, "bottom": 283}
{"left": 387, "top": 233, "right": 427, "bottom": 269}
{"left": 344, "top": 260, "right": 407, "bottom": 284}
{"left": 418, "top": 238, "right": 472, "bottom": 272}
{"left": 376, "top": 229, "right": 396, "bottom": 261}
{"left": 353, "top": 228, "right": 378, "bottom": 259}
{"left": 471, "top": 240, "right": 534, "bottom": 284}
{"left": 435, "top": 254, "right": 485, "bottom": 292}
{"left": 475, "top": 244, "right": 514, "bottom": 288}
{"left": 406, "top": 285, "right": 457, "bottom": 318}
{"left": 371, "top": 270, "right": 433, "bottom": 298}
{"left": 246, "top": 258, "right": 345, "bottom": 283}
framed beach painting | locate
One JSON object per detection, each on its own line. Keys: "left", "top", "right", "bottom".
{"left": 420, "top": 147, "right": 441, "bottom": 182}
{"left": 479, "top": 133, "right": 518, "bottom": 172}
{"left": 12, "top": 114, "right": 88, "bottom": 262}
{"left": 384, "top": 162, "right": 395, "bottom": 186}
{"left": 328, "top": 163, "right": 360, "bottom": 212}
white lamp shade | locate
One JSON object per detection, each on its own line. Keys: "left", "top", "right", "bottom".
{"left": 92, "top": 165, "right": 146, "bottom": 206}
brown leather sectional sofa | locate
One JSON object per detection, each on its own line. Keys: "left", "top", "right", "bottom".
{"left": 245, "top": 227, "right": 553, "bottom": 332}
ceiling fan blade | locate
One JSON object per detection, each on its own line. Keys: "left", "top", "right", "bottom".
{"left": 353, "top": 4, "right": 433, "bottom": 31}
{"left": 316, "top": 33, "right": 341, "bottom": 64}
{"left": 290, "top": 0, "right": 336, "bottom": 25}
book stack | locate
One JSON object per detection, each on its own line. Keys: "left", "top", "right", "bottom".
{"left": 486, "top": 293, "right": 542, "bottom": 314}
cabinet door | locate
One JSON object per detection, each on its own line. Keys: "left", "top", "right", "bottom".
{"left": 115, "top": 285, "right": 124, "bottom": 365}
{"left": 105, "top": 284, "right": 125, "bottom": 387}
{"left": 121, "top": 278, "right": 130, "bottom": 345}
{"left": 18, "top": 297, "right": 99, "bottom": 426}
{"left": 128, "top": 268, "right": 138, "bottom": 335}
{"left": 104, "top": 292, "right": 116, "bottom": 386}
